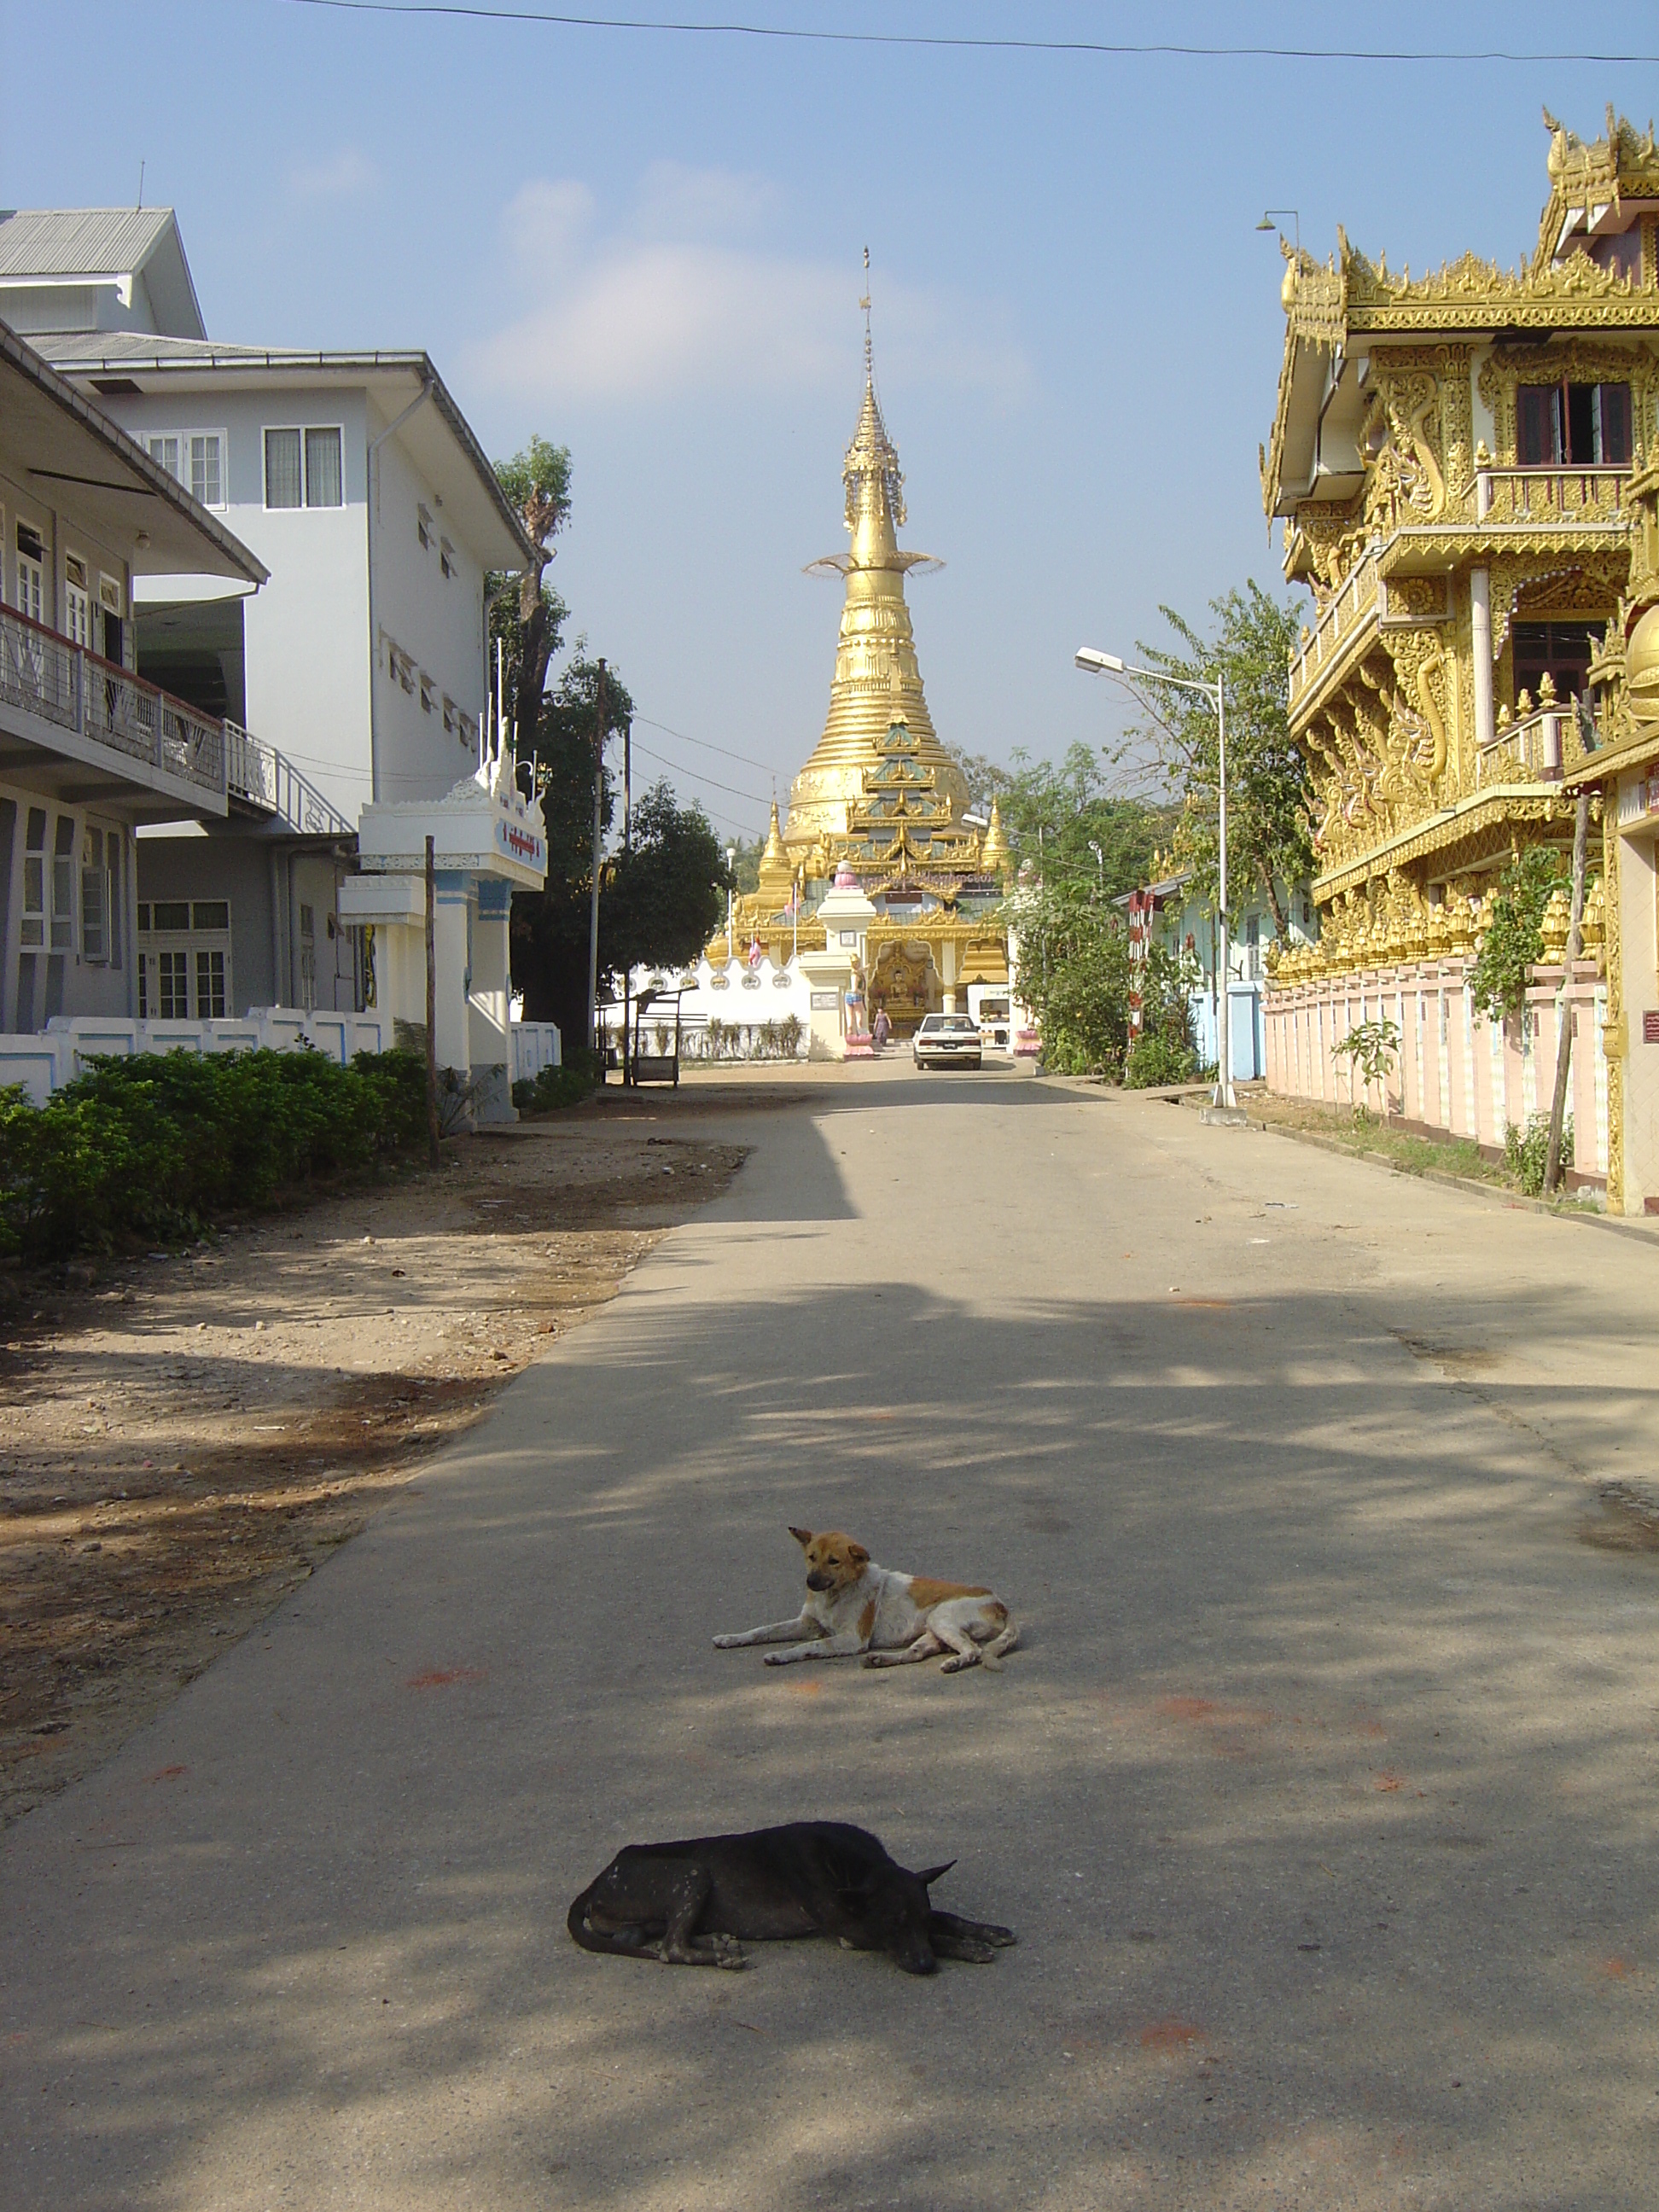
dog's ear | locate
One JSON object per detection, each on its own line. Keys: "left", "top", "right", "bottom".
{"left": 789, "top": 1525, "right": 813, "bottom": 1549}
{"left": 847, "top": 1541, "right": 870, "bottom": 1567}
{"left": 916, "top": 1860, "right": 956, "bottom": 1888}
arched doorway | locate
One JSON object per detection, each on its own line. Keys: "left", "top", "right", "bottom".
{"left": 870, "top": 939, "right": 940, "bottom": 1037}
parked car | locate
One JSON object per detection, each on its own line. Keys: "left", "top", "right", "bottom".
{"left": 912, "top": 1012, "right": 983, "bottom": 1069}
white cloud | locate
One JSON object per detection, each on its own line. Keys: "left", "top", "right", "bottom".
{"left": 468, "top": 166, "right": 1027, "bottom": 406}
{"left": 631, "top": 160, "right": 776, "bottom": 242}
{"left": 288, "top": 148, "right": 378, "bottom": 201}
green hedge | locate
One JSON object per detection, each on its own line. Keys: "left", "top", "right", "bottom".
{"left": 511, "top": 1049, "right": 598, "bottom": 1115}
{"left": 0, "top": 1046, "right": 428, "bottom": 1260}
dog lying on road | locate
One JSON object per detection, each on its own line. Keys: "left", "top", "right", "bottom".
{"left": 713, "top": 1527, "right": 1019, "bottom": 1672}
{"left": 568, "top": 1821, "right": 1016, "bottom": 1974}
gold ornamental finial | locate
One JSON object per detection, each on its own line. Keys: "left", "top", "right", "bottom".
{"left": 861, "top": 245, "right": 872, "bottom": 384}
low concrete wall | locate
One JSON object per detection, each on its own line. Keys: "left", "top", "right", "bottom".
{"left": 0, "top": 1007, "right": 391, "bottom": 1104}
{"left": 3, "top": 1010, "right": 564, "bottom": 1107}
{"left": 1265, "top": 959, "right": 1608, "bottom": 1185}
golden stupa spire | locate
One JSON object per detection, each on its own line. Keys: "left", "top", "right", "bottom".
{"left": 786, "top": 256, "right": 968, "bottom": 847}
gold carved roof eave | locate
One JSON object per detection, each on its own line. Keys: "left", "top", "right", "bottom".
{"left": 1311, "top": 786, "right": 1581, "bottom": 902}
{"left": 865, "top": 916, "right": 1010, "bottom": 944}
{"left": 1377, "top": 521, "right": 1635, "bottom": 576}
{"left": 1346, "top": 297, "right": 1659, "bottom": 336}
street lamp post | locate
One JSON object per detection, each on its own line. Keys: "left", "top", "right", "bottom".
{"left": 1087, "top": 838, "right": 1103, "bottom": 896}
{"left": 1074, "top": 646, "right": 1234, "bottom": 1109}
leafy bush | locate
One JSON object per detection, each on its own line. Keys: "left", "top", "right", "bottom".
{"left": 1332, "top": 1016, "right": 1401, "bottom": 1110}
{"left": 1504, "top": 1112, "right": 1572, "bottom": 1197}
{"left": 1124, "top": 1032, "right": 1200, "bottom": 1088}
{"left": 511, "top": 1052, "right": 597, "bottom": 1115}
{"left": 0, "top": 1046, "right": 428, "bottom": 1260}
{"left": 1470, "top": 847, "right": 1564, "bottom": 1023}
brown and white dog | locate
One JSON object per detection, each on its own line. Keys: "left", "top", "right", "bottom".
{"left": 713, "top": 1528, "right": 1018, "bottom": 1674}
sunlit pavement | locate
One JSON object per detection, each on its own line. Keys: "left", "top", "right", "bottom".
{"left": 6, "top": 1065, "right": 1659, "bottom": 2210}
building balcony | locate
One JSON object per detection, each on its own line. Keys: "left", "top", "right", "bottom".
{"left": 1287, "top": 543, "right": 1381, "bottom": 715}
{"left": 0, "top": 599, "right": 226, "bottom": 815}
{"left": 1474, "top": 464, "right": 1633, "bottom": 527}
{"left": 224, "top": 721, "right": 353, "bottom": 838}
{"left": 1474, "top": 698, "right": 1577, "bottom": 788}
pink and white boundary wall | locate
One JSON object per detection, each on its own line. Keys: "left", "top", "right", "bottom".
{"left": 1264, "top": 962, "right": 1609, "bottom": 1190}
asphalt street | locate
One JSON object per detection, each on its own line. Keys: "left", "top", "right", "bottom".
{"left": 6, "top": 1064, "right": 1659, "bottom": 2211}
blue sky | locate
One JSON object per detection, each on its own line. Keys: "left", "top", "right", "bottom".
{"left": 5, "top": 3, "right": 1655, "bottom": 842}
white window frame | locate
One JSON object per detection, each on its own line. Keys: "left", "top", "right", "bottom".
{"left": 63, "top": 552, "right": 90, "bottom": 647}
{"left": 265, "top": 425, "right": 346, "bottom": 510}
{"left": 147, "top": 429, "right": 228, "bottom": 509}
{"left": 137, "top": 899, "right": 233, "bottom": 1021}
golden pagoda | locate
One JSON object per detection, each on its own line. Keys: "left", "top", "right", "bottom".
{"left": 787, "top": 337, "right": 969, "bottom": 843}
{"left": 707, "top": 321, "right": 1012, "bottom": 1032}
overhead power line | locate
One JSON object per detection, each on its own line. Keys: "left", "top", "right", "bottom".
{"left": 634, "top": 713, "right": 776, "bottom": 778}
{"left": 629, "top": 735, "right": 768, "bottom": 808}
{"left": 279, "top": 4, "right": 1659, "bottom": 65}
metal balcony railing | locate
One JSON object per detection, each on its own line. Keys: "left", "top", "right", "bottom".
{"left": 225, "top": 723, "right": 352, "bottom": 836}
{"left": 0, "top": 600, "right": 225, "bottom": 801}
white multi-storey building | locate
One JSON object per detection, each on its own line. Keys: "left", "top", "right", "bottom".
{"left": 0, "top": 317, "right": 266, "bottom": 1039}
{"left": 0, "top": 208, "right": 538, "bottom": 1022}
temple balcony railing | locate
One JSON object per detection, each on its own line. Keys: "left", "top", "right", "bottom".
{"left": 1287, "top": 542, "right": 1382, "bottom": 715}
{"left": 1475, "top": 701, "right": 1571, "bottom": 788}
{"left": 0, "top": 600, "right": 226, "bottom": 812}
{"left": 1473, "top": 464, "right": 1633, "bottom": 525}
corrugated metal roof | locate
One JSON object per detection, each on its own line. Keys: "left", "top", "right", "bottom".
{"left": 0, "top": 207, "right": 178, "bottom": 279}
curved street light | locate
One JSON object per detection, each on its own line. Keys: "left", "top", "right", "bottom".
{"left": 1074, "top": 646, "right": 1234, "bottom": 1109}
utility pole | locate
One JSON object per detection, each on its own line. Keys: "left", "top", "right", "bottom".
{"left": 424, "top": 834, "right": 440, "bottom": 1167}
{"left": 1544, "top": 783, "right": 1592, "bottom": 1196}
{"left": 586, "top": 659, "right": 608, "bottom": 1070}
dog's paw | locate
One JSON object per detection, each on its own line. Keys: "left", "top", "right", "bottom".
{"left": 761, "top": 1650, "right": 790, "bottom": 1667}
{"left": 711, "top": 1634, "right": 742, "bottom": 1649}
{"left": 940, "top": 1653, "right": 980, "bottom": 1674}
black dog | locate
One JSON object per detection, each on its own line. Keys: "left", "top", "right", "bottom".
{"left": 567, "top": 1820, "right": 1016, "bottom": 1976}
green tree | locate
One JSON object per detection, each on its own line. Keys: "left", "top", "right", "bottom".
{"left": 509, "top": 654, "right": 635, "bottom": 1045}
{"left": 1130, "top": 582, "right": 1310, "bottom": 937}
{"left": 492, "top": 435, "right": 573, "bottom": 752}
{"left": 601, "top": 782, "right": 730, "bottom": 984}
{"left": 957, "top": 742, "right": 1170, "bottom": 899}
{"left": 1007, "top": 881, "right": 1132, "bottom": 1075}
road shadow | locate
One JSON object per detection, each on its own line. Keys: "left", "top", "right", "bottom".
{"left": 8, "top": 1264, "right": 1659, "bottom": 2208}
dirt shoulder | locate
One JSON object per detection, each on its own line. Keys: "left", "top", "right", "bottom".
{"left": 0, "top": 1103, "right": 752, "bottom": 1827}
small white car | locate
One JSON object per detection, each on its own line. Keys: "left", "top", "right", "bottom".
{"left": 911, "top": 1012, "right": 983, "bottom": 1069}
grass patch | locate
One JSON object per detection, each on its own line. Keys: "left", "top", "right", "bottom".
{"left": 1240, "top": 1093, "right": 1598, "bottom": 1206}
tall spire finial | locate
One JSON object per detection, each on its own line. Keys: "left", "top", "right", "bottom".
{"left": 860, "top": 246, "right": 872, "bottom": 383}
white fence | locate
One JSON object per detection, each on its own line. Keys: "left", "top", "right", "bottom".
{"left": 3, "top": 1010, "right": 563, "bottom": 1108}
{"left": 0, "top": 1008, "right": 390, "bottom": 1105}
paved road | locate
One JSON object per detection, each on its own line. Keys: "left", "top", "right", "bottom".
{"left": 7, "top": 1066, "right": 1659, "bottom": 2211}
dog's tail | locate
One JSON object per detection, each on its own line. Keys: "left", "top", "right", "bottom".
{"left": 980, "top": 1604, "right": 1019, "bottom": 1671}
{"left": 568, "top": 1886, "right": 649, "bottom": 1958}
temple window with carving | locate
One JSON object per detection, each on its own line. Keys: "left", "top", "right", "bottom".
{"left": 1516, "top": 380, "right": 1633, "bottom": 466}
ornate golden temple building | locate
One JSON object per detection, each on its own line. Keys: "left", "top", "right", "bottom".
{"left": 707, "top": 343, "right": 1011, "bottom": 1034}
{"left": 1260, "top": 107, "right": 1659, "bottom": 1212}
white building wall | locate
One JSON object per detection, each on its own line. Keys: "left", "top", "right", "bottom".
{"left": 368, "top": 411, "right": 490, "bottom": 801}
{"left": 107, "top": 385, "right": 374, "bottom": 821}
